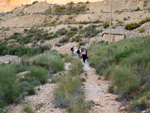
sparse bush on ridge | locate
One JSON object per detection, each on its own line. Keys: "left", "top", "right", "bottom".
{"left": 79, "top": 25, "right": 101, "bottom": 38}
{"left": 138, "top": 27, "right": 145, "bottom": 33}
{"left": 125, "top": 17, "right": 150, "bottom": 30}
{"left": 103, "top": 22, "right": 109, "bottom": 28}
{"left": 59, "top": 37, "right": 70, "bottom": 43}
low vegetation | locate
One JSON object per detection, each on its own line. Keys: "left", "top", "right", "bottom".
{"left": 0, "top": 44, "right": 50, "bottom": 57}
{"left": 0, "top": 50, "right": 65, "bottom": 111}
{"left": 54, "top": 58, "right": 92, "bottom": 112}
{"left": 138, "top": 27, "right": 145, "bottom": 33}
{"left": 45, "top": 3, "right": 86, "bottom": 15}
{"left": 103, "top": 22, "right": 109, "bottom": 28}
{"left": 88, "top": 35, "right": 150, "bottom": 112}
{"left": 23, "top": 104, "right": 35, "bottom": 113}
{"left": 125, "top": 17, "right": 150, "bottom": 30}
{"left": 79, "top": 25, "right": 101, "bottom": 38}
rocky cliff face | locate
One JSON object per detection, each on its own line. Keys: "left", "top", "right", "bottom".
{"left": 0, "top": 0, "right": 103, "bottom": 12}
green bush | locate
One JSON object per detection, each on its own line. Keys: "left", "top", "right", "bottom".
{"left": 46, "top": 34, "right": 52, "bottom": 39}
{"left": 70, "top": 27, "right": 78, "bottom": 32}
{"left": 54, "top": 57, "right": 89, "bottom": 112}
{"left": 79, "top": 25, "right": 83, "bottom": 29}
{"left": 138, "top": 27, "right": 145, "bottom": 33}
{"left": 32, "top": 54, "right": 64, "bottom": 72}
{"left": 87, "top": 35, "right": 150, "bottom": 109}
{"left": 123, "top": 17, "right": 127, "bottom": 21}
{"left": 29, "top": 66, "right": 48, "bottom": 84}
{"left": 59, "top": 37, "right": 70, "bottom": 43}
{"left": 103, "top": 22, "right": 109, "bottom": 28}
{"left": 135, "top": 7, "right": 141, "bottom": 11}
{"left": 10, "top": 33, "right": 21, "bottom": 39}
{"left": 52, "top": 74, "right": 66, "bottom": 83}
{"left": 27, "top": 85, "right": 36, "bottom": 95}
{"left": 125, "top": 22, "right": 140, "bottom": 30}
{"left": 56, "top": 28, "right": 68, "bottom": 35}
{"left": 125, "top": 17, "right": 150, "bottom": 30}
{"left": 66, "top": 31, "right": 77, "bottom": 37}
{"left": 0, "top": 45, "right": 50, "bottom": 57}
{"left": 108, "top": 85, "right": 114, "bottom": 93}
{"left": 96, "top": 63, "right": 106, "bottom": 75}
{"left": 68, "top": 58, "right": 83, "bottom": 76}
{"left": 112, "top": 67, "right": 140, "bottom": 95}
{"left": 54, "top": 76, "right": 82, "bottom": 107}
{"left": 80, "top": 78, "right": 86, "bottom": 82}
{"left": 0, "top": 65, "right": 21, "bottom": 104}
{"left": 23, "top": 104, "right": 35, "bottom": 113}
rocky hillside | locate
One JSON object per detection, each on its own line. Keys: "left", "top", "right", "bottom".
{"left": 0, "top": 0, "right": 150, "bottom": 27}
{"left": 0, "top": 0, "right": 103, "bottom": 12}
{"left": 0, "top": 0, "right": 149, "bottom": 59}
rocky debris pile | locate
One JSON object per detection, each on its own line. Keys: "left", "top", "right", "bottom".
{"left": 0, "top": 55, "right": 20, "bottom": 64}
{"left": 125, "top": 22, "right": 150, "bottom": 38}
{"left": 101, "top": 22, "right": 150, "bottom": 39}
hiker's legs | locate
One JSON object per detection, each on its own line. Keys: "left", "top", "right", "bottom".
{"left": 82, "top": 55, "right": 86, "bottom": 63}
{"left": 77, "top": 53, "right": 80, "bottom": 57}
{"left": 71, "top": 51, "right": 73, "bottom": 56}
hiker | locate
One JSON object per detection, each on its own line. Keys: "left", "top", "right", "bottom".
{"left": 82, "top": 49, "right": 87, "bottom": 63}
{"left": 70, "top": 46, "right": 74, "bottom": 56}
{"left": 76, "top": 47, "right": 81, "bottom": 57}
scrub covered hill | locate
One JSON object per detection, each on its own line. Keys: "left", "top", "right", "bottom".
{"left": 88, "top": 35, "right": 150, "bottom": 112}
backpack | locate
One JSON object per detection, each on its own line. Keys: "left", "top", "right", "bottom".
{"left": 70, "top": 47, "right": 73, "bottom": 51}
{"left": 76, "top": 49, "right": 80, "bottom": 54}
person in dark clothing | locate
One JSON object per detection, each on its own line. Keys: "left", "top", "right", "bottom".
{"left": 82, "top": 49, "right": 87, "bottom": 63}
{"left": 70, "top": 46, "right": 74, "bottom": 56}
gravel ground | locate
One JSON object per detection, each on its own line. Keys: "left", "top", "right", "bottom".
{"left": 81, "top": 60, "right": 124, "bottom": 113}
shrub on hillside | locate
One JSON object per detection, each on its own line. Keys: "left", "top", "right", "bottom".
{"left": 68, "top": 58, "right": 83, "bottom": 76}
{"left": 138, "top": 27, "right": 145, "bottom": 33}
{"left": 135, "top": 7, "right": 141, "bottom": 11}
{"left": 112, "top": 67, "right": 140, "bottom": 95}
{"left": 125, "top": 17, "right": 150, "bottom": 30}
{"left": 23, "top": 104, "right": 35, "bottom": 113}
{"left": 0, "top": 65, "right": 21, "bottom": 104}
{"left": 96, "top": 63, "right": 106, "bottom": 75}
{"left": 56, "top": 28, "right": 68, "bottom": 35}
{"left": 32, "top": 54, "right": 64, "bottom": 72}
{"left": 46, "top": 34, "right": 52, "bottom": 39}
{"left": 87, "top": 35, "right": 150, "bottom": 111}
{"left": 66, "top": 31, "right": 77, "bottom": 37}
{"left": 70, "top": 27, "right": 78, "bottom": 32}
{"left": 59, "top": 37, "right": 70, "bottom": 43}
{"left": 125, "top": 23, "right": 140, "bottom": 30}
{"left": 29, "top": 66, "right": 48, "bottom": 84}
{"left": 103, "top": 22, "right": 109, "bottom": 28}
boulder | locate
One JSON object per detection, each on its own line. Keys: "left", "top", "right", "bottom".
{"left": 47, "top": 79, "right": 52, "bottom": 83}
{"left": 119, "top": 106, "right": 126, "bottom": 112}
{"left": 34, "top": 80, "right": 41, "bottom": 86}
{"left": 4, "top": 61, "right": 9, "bottom": 64}
{"left": 94, "top": 101, "right": 100, "bottom": 106}
{"left": 17, "top": 71, "right": 29, "bottom": 78}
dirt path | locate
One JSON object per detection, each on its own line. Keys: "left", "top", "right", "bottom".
{"left": 82, "top": 60, "right": 124, "bottom": 113}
